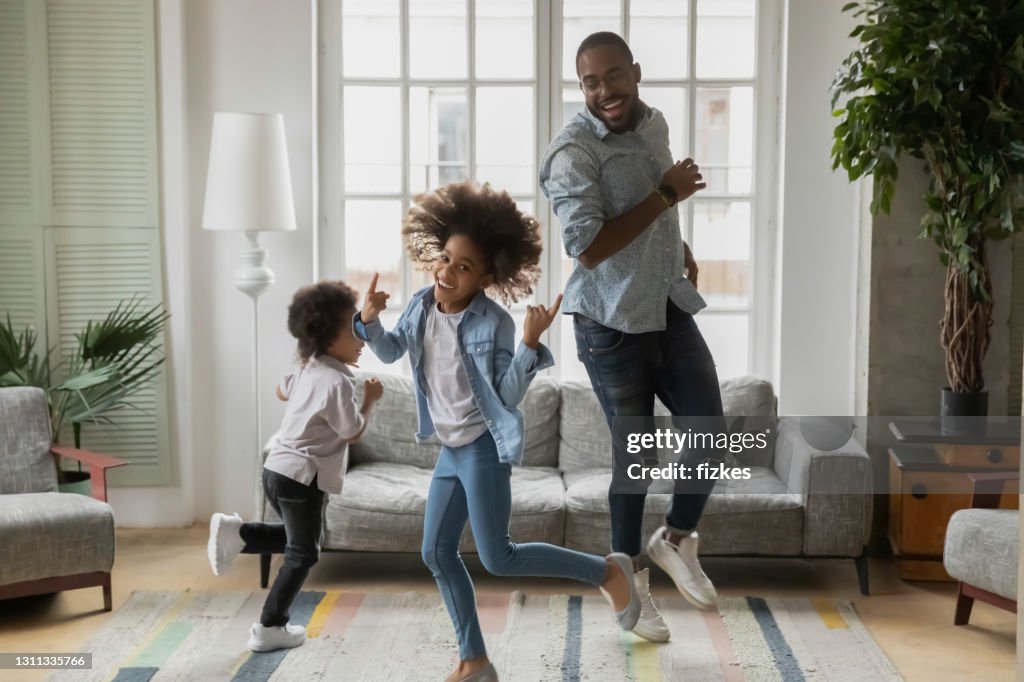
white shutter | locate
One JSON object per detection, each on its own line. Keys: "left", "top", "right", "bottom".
{"left": 0, "top": 0, "right": 38, "bottom": 225}
{"left": 0, "top": 227, "right": 46, "bottom": 335}
{"left": 44, "top": 0, "right": 159, "bottom": 228}
{"left": 45, "top": 227, "right": 171, "bottom": 486}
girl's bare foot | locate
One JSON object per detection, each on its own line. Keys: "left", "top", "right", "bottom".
{"left": 445, "top": 655, "right": 491, "bottom": 682}
{"left": 600, "top": 556, "right": 631, "bottom": 611}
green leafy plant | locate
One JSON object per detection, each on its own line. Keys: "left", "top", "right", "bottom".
{"left": 0, "top": 297, "right": 169, "bottom": 448}
{"left": 830, "top": 0, "right": 1024, "bottom": 393}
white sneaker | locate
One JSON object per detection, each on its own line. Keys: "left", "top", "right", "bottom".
{"left": 247, "top": 622, "right": 306, "bottom": 652}
{"left": 207, "top": 512, "right": 244, "bottom": 576}
{"left": 598, "top": 553, "right": 642, "bottom": 631}
{"left": 631, "top": 569, "right": 671, "bottom": 643}
{"left": 646, "top": 526, "right": 718, "bottom": 610}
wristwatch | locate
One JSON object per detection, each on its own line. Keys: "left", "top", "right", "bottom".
{"left": 656, "top": 184, "right": 678, "bottom": 208}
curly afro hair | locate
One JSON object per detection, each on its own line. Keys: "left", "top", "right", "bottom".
{"left": 402, "top": 182, "right": 543, "bottom": 305}
{"left": 287, "top": 280, "right": 358, "bottom": 361}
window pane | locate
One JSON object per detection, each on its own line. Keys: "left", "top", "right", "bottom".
{"left": 562, "top": 86, "right": 585, "bottom": 126}
{"left": 409, "top": 87, "right": 469, "bottom": 194}
{"left": 692, "top": 201, "right": 750, "bottom": 307}
{"left": 345, "top": 200, "right": 404, "bottom": 306}
{"left": 476, "top": 0, "right": 533, "bottom": 79}
{"left": 629, "top": 0, "right": 688, "bottom": 79}
{"left": 409, "top": 0, "right": 467, "bottom": 78}
{"left": 641, "top": 87, "right": 686, "bottom": 161}
{"left": 342, "top": 0, "right": 400, "bottom": 77}
{"left": 696, "top": 0, "right": 755, "bottom": 79}
{"left": 695, "top": 313, "right": 749, "bottom": 379}
{"left": 562, "top": 0, "right": 621, "bottom": 81}
{"left": 476, "top": 87, "right": 533, "bottom": 194}
{"left": 695, "top": 87, "right": 753, "bottom": 194}
{"left": 344, "top": 87, "right": 401, "bottom": 193}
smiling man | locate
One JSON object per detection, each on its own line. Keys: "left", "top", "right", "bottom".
{"left": 540, "top": 31, "right": 727, "bottom": 645}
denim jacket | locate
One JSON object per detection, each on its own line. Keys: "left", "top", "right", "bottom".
{"left": 353, "top": 286, "right": 555, "bottom": 465}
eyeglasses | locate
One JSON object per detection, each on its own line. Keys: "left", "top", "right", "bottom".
{"left": 579, "top": 69, "right": 631, "bottom": 95}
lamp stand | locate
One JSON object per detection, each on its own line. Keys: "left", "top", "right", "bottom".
{"left": 233, "top": 231, "right": 275, "bottom": 521}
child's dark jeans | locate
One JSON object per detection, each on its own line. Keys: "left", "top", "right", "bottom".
{"left": 239, "top": 468, "right": 325, "bottom": 627}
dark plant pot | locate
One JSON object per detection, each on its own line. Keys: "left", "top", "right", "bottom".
{"left": 58, "top": 470, "right": 91, "bottom": 496}
{"left": 940, "top": 387, "right": 988, "bottom": 435}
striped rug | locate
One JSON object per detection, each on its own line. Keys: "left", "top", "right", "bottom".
{"left": 50, "top": 590, "right": 901, "bottom": 681}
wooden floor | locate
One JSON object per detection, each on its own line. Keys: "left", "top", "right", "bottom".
{"left": 0, "top": 526, "right": 1015, "bottom": 681}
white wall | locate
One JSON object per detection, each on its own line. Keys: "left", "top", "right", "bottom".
{"left": 773, "top": 0, "right": 861, "bottom": 415}
{"left": 116, "top": 0, "right": 867, "bottom": 524}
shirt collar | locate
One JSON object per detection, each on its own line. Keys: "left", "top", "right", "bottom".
{"left": 579, "top": 100, "right": 652, "bottom": 141}
{"left": 314, "top": 354, "right": 355, "bottom": 375}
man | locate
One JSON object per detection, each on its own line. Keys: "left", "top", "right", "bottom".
{"left": 540, "top": 31, "right": 725, "bottom": 644}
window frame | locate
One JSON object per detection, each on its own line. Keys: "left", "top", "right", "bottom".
{"left": 318, "top": 0, "right": 782, "bottom": 380}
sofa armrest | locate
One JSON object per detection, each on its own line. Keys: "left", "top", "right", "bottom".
{"left": 51, "top": 446, "right": 129, "bottom": 503}
{"left": 772, "top": 419, "right": 873, "bottom": 556}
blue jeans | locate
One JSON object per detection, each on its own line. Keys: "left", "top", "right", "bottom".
{"left": 574, "top": 302, "right": 726, "bottom": 557}
{"left": 421, "top": 431, "right": 607, "bottom": 660}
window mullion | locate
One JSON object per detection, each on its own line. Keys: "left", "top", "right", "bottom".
{"left": 401, "top": 0, "right": 411, "bottom": 301}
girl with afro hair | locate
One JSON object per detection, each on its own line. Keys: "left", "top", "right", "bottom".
{"left": 354, "top": 182, "right": 641, "bottom": 682}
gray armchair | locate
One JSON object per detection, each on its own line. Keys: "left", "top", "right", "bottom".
{"left": 0, "top": 387, "right": 126, "bottom": 611}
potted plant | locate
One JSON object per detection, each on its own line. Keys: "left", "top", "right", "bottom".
{"left": 830, "top": 0, "right": 1024, "bottom": 428}
{"left": 0, "top": 297, "right": 169, "bottom": 490}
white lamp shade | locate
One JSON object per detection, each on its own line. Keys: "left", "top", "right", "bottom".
{"left": 202, "top": 112, "right": 297, "bottom": 232}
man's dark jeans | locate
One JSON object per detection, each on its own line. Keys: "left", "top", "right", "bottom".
{"left": 574, "top": 302, "right": 726, "bottom": 557}
{"left": 240, "top": 469, "right": 324, "bottom": 627}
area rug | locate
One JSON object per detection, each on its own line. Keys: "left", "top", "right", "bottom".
{"left": 49, "top": 590, "right": 901, "bottom": 681}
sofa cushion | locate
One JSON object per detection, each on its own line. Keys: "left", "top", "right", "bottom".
{"left": 321, "top": 462, "right": 565, "bottom": 552}
{"left": 0, "top": 493, "right": 114, "bottom": 585}
{"left": 558, "top": 377, "right": 778, "bottom": 472}
{"left": 350, "top": 373, "right": 561, "bottom": 469}
{"left": 944, "top": 509, "right": 1018, "bottom": 601}
{"left": 562, "top": 467, "right": 803, "bottom": 556}
{"left": 0, "top": 387, "right": 58, "bottom": 494}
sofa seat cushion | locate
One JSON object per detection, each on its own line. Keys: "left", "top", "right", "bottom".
{"left": 0, "top": 492, "right": 115, "bottom": 585}
{"left": 562, "top": 467, "right": 804, "bottom": 556}
{"left": 322, "top": 462, "right": 566, "bottom": 552}
{"left": 944, "top": 509, "right": 1018, "bottom": 601}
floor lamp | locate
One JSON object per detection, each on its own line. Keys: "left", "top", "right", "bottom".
{"left": 201, "top": 112, "right": 296, "bottom": 517}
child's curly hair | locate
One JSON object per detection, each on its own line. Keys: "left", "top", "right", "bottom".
{"left": 287, "top": 280, "right": 358, "bottom": 361}
{"left": 402, "top": 182, "right": 543, "bottom": 305}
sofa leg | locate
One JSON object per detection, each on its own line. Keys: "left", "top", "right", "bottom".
{"left": 260, "top": 553, "right": 271, "bottom": 589}
{"left": 954, "top": 583, "right": 974, "bottom": 626}
{"left": 854, "top": 553, "right": 869, "bottom": 596}
{"left": 102, "top": 574, "right": 112, "bottom": 612}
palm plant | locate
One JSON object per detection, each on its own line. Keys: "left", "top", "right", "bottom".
{"left": 0, "top": 297, "right": 169, "bottom": 449}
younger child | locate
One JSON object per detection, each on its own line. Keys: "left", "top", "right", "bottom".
{"left": 355, "top": 182, "right": 640, "bottom": 682}
{"left": 207, "top": 280, "right": 383, "bottom": 652}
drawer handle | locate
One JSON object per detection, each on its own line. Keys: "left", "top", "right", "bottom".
{"left": 987, "top": 449, "right": 1003, "bottom": 464}
{"left": 911, "top": 484, "right": 928, "bottom": 499}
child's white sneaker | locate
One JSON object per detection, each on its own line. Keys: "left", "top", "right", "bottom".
{"left": 207, "top": 512, "right": 244, "bottom": 576}
{"left": 247, "top": 622, "right": 306, "bottom": 652}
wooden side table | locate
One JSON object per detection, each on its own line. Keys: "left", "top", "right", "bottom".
{"left": 887, "top": 419, "right": 1019, "bottom": 581}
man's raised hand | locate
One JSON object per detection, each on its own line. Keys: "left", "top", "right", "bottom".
{"left": 661, "top": 158, "right": 707, "bottom": 203}
{"left": 361, "top": 272, "right": 390, "bottom": 323}
{"left": 522, "top": 293, "right": 563, "bottom": 350}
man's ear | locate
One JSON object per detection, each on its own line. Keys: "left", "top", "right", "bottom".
{"left": 633, "top": 63, "right": 642, "bottom": 84}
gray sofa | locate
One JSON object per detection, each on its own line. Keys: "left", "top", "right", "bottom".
{"left": 259, "top": 374, "right": 874, "bottom": 593}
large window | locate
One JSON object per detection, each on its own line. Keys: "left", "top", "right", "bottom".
{"left": 320, "top": 0, "right": 778, "bottom": 381}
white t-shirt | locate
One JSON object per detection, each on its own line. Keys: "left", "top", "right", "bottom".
{"left": 264, "top": 355, "right": 364, "bottom": 494}
{"left": 423, "top": 304, "right": 488, "bottom": 448}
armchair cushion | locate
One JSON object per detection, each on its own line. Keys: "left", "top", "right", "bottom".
{"left": 0, "top": 492, "right": 114, "bottom": 585}
{"left": 0, "top": 387, "right": 58, "bottom": 494}
{"left": 944, "top": 508, "right": 1018, "bottom": 601}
